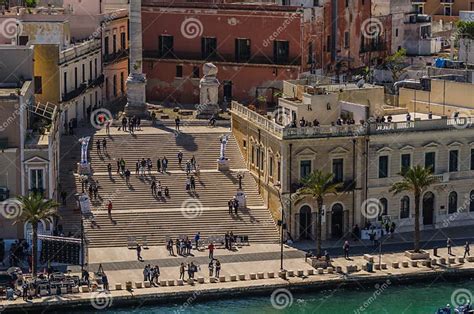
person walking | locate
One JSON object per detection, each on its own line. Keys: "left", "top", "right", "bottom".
{"left": 124, "top": 169, "right": 131, "bottom": 184}
{"left": 116, "top": 159, "right": 120, "bottom": 174}
{"left": 343, "top": 240, "right": 350, "bottom": 259}
{"left": 163, "top": 157, "right": 168, "bottom": 172}
{"left": 228, "top": 199, "right": 233, "bottom": 214}
{"left": 135, "top": 160, "right": 140, "bottom": 175}
{"left": 176, "top": 239, "right": 181, "bottom": 256}
{"left": 107, "top": 163, "right": 112, "bottom": 174}
{"left": 102, "top": 273, "right": 109, "bottom": 291}
{"left": 157, "top": 158, "right": 162, "bottom": 173}
{"left": 143, "top": 265, "right": 149, "bottom": 282}
{"left": 105, "top": 120, "right": 110, "bottom": 135}
{"left": 167, "top": 239, "right": 174, "bottom": 256}
{"left": 136, "top": 244, "right": 142, "bottom": 261}
{"left": 107, "top": 200, "right": 112, "bottom": 217}
{"left": 233, "top": 198, "right": 239, "bottom": 215}
{"left": 190, "top": 176, "right": 196, "bottom": 191}
{"left": 215, "top": 260, "right": 221, "bottom": 277}
{"left": 152, "top": 265, "right": 160, "bottom": 286}
{"left": 194, "top": 232, "right": 201, "bottom": 250}
{"left": 151, "top": 180, "right": 157, "bottom": 196}
{"left": 447, "top": 238, "right": 453, "bottom": 256}
{"left": 179, "top": 263, "right": 186, "bottom": 280}
{"left": 102, "top": 138, "right": 107, "bottom": 151}
{"left": 224, "top": 232, "right": 230, "bottom": 249}
{"left": 208, "top": 261, "right": 214, "bottom": 277}
{"left": 178, "top": 151, "right": 183, "bottom": 167}
{"left": 208, "top": 242, "right": 215, "bottom": 260}
{"left": 186, "top": 161, "right": 191, "bottom": 175}
{"left": 464, "top": 241, "right": 470, "bottom": 258}
{"left": 96, "top": 140, "right": 101, "bottom": 153}
{"left": 22, "top": 281, "right": 28, "bottom": 301}
{"left": 175, "top": 117, "right": 181, "bottom": 131}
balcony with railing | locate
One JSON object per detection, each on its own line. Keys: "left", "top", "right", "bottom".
{"left": 103, "top": 49, "right": 129, "bottom": 64}
{"left": 143, "top": 50, "right": 301, "bottom": 66}
{"left": 62, "top": 74, "right": 104, "bottom": 103}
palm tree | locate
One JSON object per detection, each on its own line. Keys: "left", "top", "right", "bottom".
{"left": 389, "top": 165, "right": 437, "bottom": 253}
{"left": 16, "top": 193, "right": 59, "bottom": 277}
{"left": 296, "top": 170, "right": 343, "bottom": 257}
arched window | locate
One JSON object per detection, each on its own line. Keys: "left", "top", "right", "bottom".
{"left": 448, "top": 191, "right": 458, "bottom": 214}
{"left": 400, "top": 196, "right": 410, "bottom": 219}
{"left": 379, "top": 198, "right": 388, "bottom": 220}
{"left": 470, "top": 191, "right": 474, "bottom": 212}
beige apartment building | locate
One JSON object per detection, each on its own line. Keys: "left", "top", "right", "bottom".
{"left": 231, "top": 79, "right": 474, "bottom": 242}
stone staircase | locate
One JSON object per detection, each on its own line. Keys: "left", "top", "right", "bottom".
{"left": 80, "top": 128, "right": 279, "bottom": 247}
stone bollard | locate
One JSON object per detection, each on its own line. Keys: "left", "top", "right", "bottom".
{"left": 61, "top": 287, "right": 68, "bottom": 294}
{"left": 40, "top": 289, "right": 49, "bottom": 296}
{"left": 197, "top": 277, "right": 205, "bottom": 284}
{"left": 431, "top": 259, "right": 438, "bottom": 265}
{"left": 287, "top": 270, "right": 295, "bottom": 277}
{"left": 402, "top": 261, "right": 409, "bottom": 268}
{"left": 267, "top": 272, "right": 275, "bottom": 278}
{"left": 296, "top": 270, "right": 304, "bottom": 277}
{"left": 239, "top": 274, "right": 246, "bottom": 281}
{"left": 219, "top": 276, "right": 226, "bottom": 282}
{"left": 250, "top": 273, "right": 257, "bottom": 280}
{"left": 458, "top": 257, "right": 465, "bottom": 263}
{"left": 115, "top": 283, "right": 122, "bottom": 291}
{"left": 177, "top": 280, "right": 184, "bottom": 286}
{"left": 257, "top": 272, "right": 265, "bottom": 279}
{"left": 467, "top": 256, "right": 474, "bottom": 262}
{"left": 327, "top": 267, "right": 334, "bottom": 274}
{"left": 335, "top": 266, "right": 343, "bottom": 273}
{"left": 187, "top": 279, "right": 195, "bottom": 286}
{"left": 307, "top": 269, "right": 314, "bottom": 276}
{"left": 167, "top": 280, "right": 175, "bottom": 286}
{"left": 411, "top": 261, "right": 418, "bottom": 267}
{"left": 81, "top": 285, "right": 90, "bottom": 293}
{"left": 391, "top": 262, "right": 399, "bottom": 269}
{"left": 448, "top": 257, "right": 456, "bottom": 264}
{"left": 374, "top": 264, "right": 381, "bottom": 271}
{"left": 135, "top": 282, "right": 143, "bottom": 289}
{"left": 72, "top": 286, "right": 80, "bottom": 293}
{"left": 278, "top": 271, "right": 287, "bottom": 279}
{"left": 230, "top": 275, "right": 237, "bottom": 281}
{"left": 317, "top": 268, "right": 324, "bottom": 274}
{"left": 210, "top": 277, "right": 218, "bottom": 283}
{"left": 159, "top": 280, "right": 167, "bottom": 287}
{"left": 381, "top": 263, "right": 387, "bottom": 270}
{"left": 439, "top": 258, "right": 446, "bottom": 265}
{"left": 144, "top": 281, "right": 151, "bottom": 288}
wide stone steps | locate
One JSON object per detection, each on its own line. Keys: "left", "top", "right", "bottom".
{"left": 88, "top": 133, "right": 245, "bottom": 173}
{"left": 84, "top": 207, "right": 279, "bottom": 247}
{"left": 80, "top": 171, "right": 264, "bottom": 210}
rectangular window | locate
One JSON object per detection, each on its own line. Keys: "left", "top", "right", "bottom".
{"left": 89, "top": 60, "right": 92, "bottom": 81}
{"left": 201, "top": 37, "right": 217, "bottom": 59}
{"left": 104, "top": 36, "right": 109, "bottom": 55}
{"left": 192, "top": 66, "right": 200, "bottom": 78}
{"left": 82, "top": 64, "right": 85, "bottom": 83}
{"left": 176, "top": 65, "right": 183, "bottom": 78}
{"left": 378, "top": 155, "right": 389, "bottom": 178}
{"left": 120, "top": 72, "right": 124, "bottom": 94}
{"left": 113, "top": 34, "right": 117, "bottom": 53}
{"left": 260, "top": 151, "right": 264, "bottom": 170}
{"left": 19, "top": 35, "right": 29, "bottom": 45}
{"left": 74, "top": 67, "right": 78, "bottom": 89}
{"left": 326, "top": 36, "right": 331, "bottom": 52}
{"left": 121, "top": 32, "right": 126, "bottom": 50}
{"left": 235, "top": 38, "right": 251, "bottom": 62}
{"left": 63, "top": 72, "right": 67, "bottom": 95}
{"left": 243, "top": 140, "right": 247, "bottom": 148}
{"left": 449, "top": 150, "right": 459, "bottom": 172}
{"left": 345, "top": 0, "right": 349, "bottom": 7}
{"left": 332, "top": 158, "right": 344, "bottom": 183}
{"left": 300, "top": 160, "right": 312, "bottom": 179}
{"left": 401, "top": 153, "right": 411, "bottom": 174}
{"left": 159, "top": 35, "right": 174, "bottom": 57}
{"left": 273, "top": 40, "right": 289, "bottom": 64}
{"left": 94, "top": 58, "right": 97, "bottom": 79}
{"left": 425, "top": 152, "right": 436, "bottom": 173}
{"left": 471, "top": 149, "right": 474, "bottom": 170}
{"left": 395, "top": 28, "right": 399, "bottom": 37}
{"left": 29, "top": 169, "right": 44, "bottom": 193}
{"left": 34, "top": 76, "right": 42, "bottom": 94}
{"left": 113, "top": 75, "right": 117, "bottom": 97}
{"left": 269, "top": 156, "right": 274, "bottom": 177}
{"left": 444, "top": 5, "right": 451, "bottom": 16}
{"left": 251, "top": 146, "right": 255, "bottom": 164}
{"left": 344, "top": 32, "right": 350, "bottom": 48}
{"left": 277, "top": 160, "right": 281, "bottom": 182}
{"left": 307, "top": 42, "right": 313, "bottom": 64}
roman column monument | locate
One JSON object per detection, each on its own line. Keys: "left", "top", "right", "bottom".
{"left": 124, "top": 0, "right": 148, "bottom": 118}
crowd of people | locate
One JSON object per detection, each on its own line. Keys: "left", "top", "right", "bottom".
{"left": 143, "top": 264, "right": 161, "bottom": 287}
{"left": 119, "top": 116, "right": 142, "bottom": 133}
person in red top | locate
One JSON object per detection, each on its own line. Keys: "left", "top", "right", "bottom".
{"left": 107, "top": 200, "right": 112, "bottom": 216}
{"left": 208, "top": 242, "right": 215, "bottom": 260}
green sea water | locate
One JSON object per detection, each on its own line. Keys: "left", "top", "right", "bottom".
{"left": 70, "top": 278, "right": 474, "bottom": 314}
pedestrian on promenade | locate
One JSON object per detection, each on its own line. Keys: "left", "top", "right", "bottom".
{"left": 116, "top": 159, "right": 120, "bottom": 174}
{"left": 107, "top": 200, "right": 112, "bottom": 217}
{"left": 208, "top": 242, "right": 215, "bottom": 260}
{"left": 164, "top": 186, "right": 170, "bottom": 197}
{"left": 82, "top": 269, "right": 90, "bottom": 286}
{"left": 228, "top": 199, "right": 233, "bottom": 214}
{"left": 135, "top": 160, "right": 140, "bottom": 175}
{"left": 186, "top": 238, "right": 192, "bottom": 255}
{"left": 157, "top": 158, "right": 162, "bottom": 173}
{"left": 152, "top": 265, "right": 160, "bottom": 286}
{"left": 186, "top": 161, "right": 191, "bottom": 175}
{"left": 447, "top": 238, "right": 453, "bottom": 256}
{"left": 208, "top": 261, "right": 214, "bottom": 277}
{"left": 167, "top": 239, "right": 174, "bottom": 256}
{"left": 179, "top": 263, "right": 186, "bottom": 280}
{"left": 120, "top": 158, "right": 126, "bottom": 174}
{"left": 464, "top": 241, "right": 470, "bottom": 258}
{"left": 102, "top": 138, "right": 107, "bottom": 151}
{"left": 137, "top": 117, "right": 141, "bottom": 131}
{"left": 191, "top": 155, "right": 196, "bottom": 170}
{"left": 190, "top": 176, "right": 196, "bottom": 191}
{"left": 176, "top": 239, "right": 180, "bottom": 256}
{"left": 136, "top": 244, "right": 142, "bottom": 261}
{"left": 96, "top": 140, "right": 101, "bottom": 153}
{"left": 121, "top": 117, "right": 127, "bottom": 131}
{"left": 105, "top": 120, "right": 110, "bottom": 135}
{"left": 125, "top": 169, "right": 131, "bottom": 184}
{"left": 229, "top": 232, "right": 234, "bottom": 250}
{"left": 194, "top": 232, "right": 201, "bottom": 250}
{"left": 143, "top": 265, "right": 149, "bottom": 282}
{"left": 215, "top": 260, "right": 221, "bottom": 277}
{"left": 233, "top": 198, "right": 239, "bottom": 215}
{"left": 163, "top": 157, "right": 168, "bottom": 172}
{"left": 151, "top": 180, "right": 157, "bottom": 196}
{"left": 178, "top": 151, "right": 183, "bottom": 167}
{"left": 175, "top": 117, "right": 180, "bottom": 131}
{"left": 343, "top": 240, "right": 350, "bottom": 259}
{"left": 93, "top": 185, "right": 99, "bottom": 200}
{"left": 102, "top": 273, "right": 109, "bottom": 291}
{"left": 107, "top": 163, "right": 112, "bottom": 174}
{"left": 224, "top": 232, "right": 230, "bottom": 249}
{"left": 186, "top": 177, "right": 191, "bottom": 192}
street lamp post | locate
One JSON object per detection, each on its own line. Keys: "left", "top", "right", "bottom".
{"left": 275, "top": 183, "right": 286, "bottom": 271}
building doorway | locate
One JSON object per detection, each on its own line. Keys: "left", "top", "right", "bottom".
{"left": 331, "top": 203, "right": 344, "bottom": 238}
{"left": 423, "top": 192, "right": 435, "bottom": 225}
{"left": 299, "top": 205, "right": 312, "bottom": 240}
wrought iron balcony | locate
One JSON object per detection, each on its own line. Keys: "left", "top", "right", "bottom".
{"left": 62, "top": 74, "right": 104, "bottom": 102}
{"left": 103, "top": 49, "right": 129, "bottom": 64}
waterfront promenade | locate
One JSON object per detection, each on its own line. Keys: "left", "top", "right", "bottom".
{"left": 1, "top": 244, "right": 473, "bottom": 312}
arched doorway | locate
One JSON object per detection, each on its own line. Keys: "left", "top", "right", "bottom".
{"left": 331, "top": 203, "right": 344, "bottom": 238}
{"left": 423, "top": 192, "right": 435, "bottom": 225}
{"left": 299, "top": 205, "right": 312, "bottom": 240}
